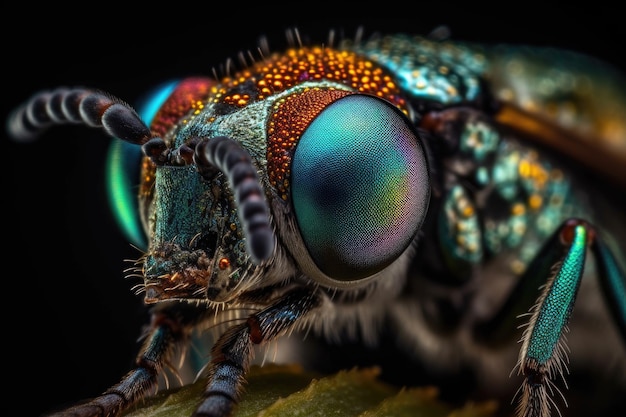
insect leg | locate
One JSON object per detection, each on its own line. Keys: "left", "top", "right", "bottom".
{"left": 474, "top": 218, "right": 625, "bottom": 417}
{"left": 485, "top": 218, "right": 625, "bottom": 417}
{"left": 475, "top": 222, "right": 584, "bottom": 348}
{"left": 46, "top": 308, "right": 192, "bottom": 417}
{"left": 192, "top": 287, "right": 322, "bottom": 417}
{"left": 513, "top": 219, "right": 589, "bottom": 417}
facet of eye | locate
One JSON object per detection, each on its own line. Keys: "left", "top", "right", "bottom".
{"left": 291, "top": 94, "right": 430, "bottom": 281}
{"left": 106, "top": 79, "right": 180, "bottom": 250}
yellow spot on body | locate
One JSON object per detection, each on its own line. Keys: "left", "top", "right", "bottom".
{"left": 511, "top": 203, "right": 525, "bottom": 216}
{"left": 529, "top": 194, "right": 542, "bottom": 210}
{"left": 462, "top": 205, "right": 474, "bottom": 217}
{"left": 519, "top": 160, "right": 531, "bottom": 177}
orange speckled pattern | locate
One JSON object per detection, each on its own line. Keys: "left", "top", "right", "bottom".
{"left": 267, "top": 89, "right": 353, "bottom": 199}
{"left": 212, "top": 46, "right": 408, "bottom": 111}
{"left": 151, "top": 77, "right": 215, "bottom": 137}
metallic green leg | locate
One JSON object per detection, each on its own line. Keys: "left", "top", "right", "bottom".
{"left": 477, "top": 218, "right": 626, "bottom": 417}
{"left": 512, "top": 219, "right": 626, "bottom": 417}
{"left": 476, "top": 221, "right": 583, "bottom": 347}
{"left": 515, "top": 220, "right": 587, "bottom": 417}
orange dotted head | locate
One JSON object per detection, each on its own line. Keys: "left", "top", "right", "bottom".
{"left": 214, "top": 46, "right": 407, "bottom": 110}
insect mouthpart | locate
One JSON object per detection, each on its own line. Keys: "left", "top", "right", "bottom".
{"left": 142, "top": 240, "right": 214, "bottom": 304}
{"left": 141, "top": 239, "right": 247, "bottom": 306}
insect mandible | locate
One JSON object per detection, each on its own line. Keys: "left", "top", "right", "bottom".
{"left": 7, "top": 27, "right": 626, "bottom": 417}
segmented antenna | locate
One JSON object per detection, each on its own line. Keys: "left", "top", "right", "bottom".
{"left": 8, "top": 87, "right": 276, "bottom": 264}
{"left": 194, "top": 136, "right": 276, "bottom": 263}
{"left": 7, "top": 87, "right": 152, "bottom": 144}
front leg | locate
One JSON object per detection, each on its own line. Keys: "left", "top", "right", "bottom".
{"left": 46, "top": 308, "right": 193, "bottom": 417}
{"left": 193, "top": 286, "right": 322, "bottom": 417}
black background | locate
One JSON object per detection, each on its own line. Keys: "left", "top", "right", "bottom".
{"left": 4, "top": 6, "right": 625, "bottom": 417}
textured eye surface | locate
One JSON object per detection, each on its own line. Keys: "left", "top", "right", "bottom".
{"left": 291, "top": 94, "right": 430, "bottom": 281}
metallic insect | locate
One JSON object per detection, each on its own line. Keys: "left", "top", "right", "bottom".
{"left": 7, "top": 28, "right": 626, "bottom": 417}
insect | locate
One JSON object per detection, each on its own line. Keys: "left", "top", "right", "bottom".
{"left": 7, "top": 26, "right": 626, "bottom": 417}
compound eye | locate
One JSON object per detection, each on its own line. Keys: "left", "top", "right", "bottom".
{"left": 291, "top": 94, "right": 430, "bottom": 281}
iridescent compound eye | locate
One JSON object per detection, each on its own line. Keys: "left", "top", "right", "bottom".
{"left": 291, "top": 94, "right": 430, "bottom": 281}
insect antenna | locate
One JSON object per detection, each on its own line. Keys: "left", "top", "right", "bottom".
{"left": 7, "top": 87, "right": 152, "bottom": 144}
{"left": 142, "top": 136, "right": 276, "bottom": 263}
{"left": 194, "top": 135, "right": 276, "bottom": 264}
{"left": 6, "top": 87, "right": 278, "bottom": 266}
